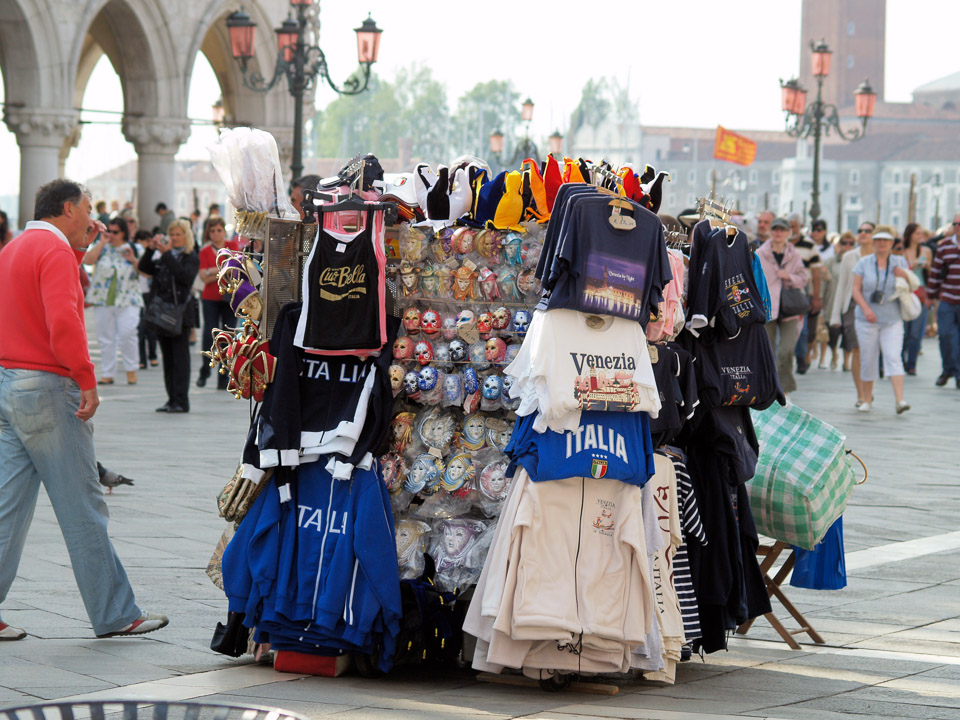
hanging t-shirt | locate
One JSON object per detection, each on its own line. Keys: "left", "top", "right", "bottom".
{"left": 687, "top": 220, "right": 766, "bottom": 339}
{"left": 648, "top": 343, "right": 698, "bottom": 448}
{"left": 681, "top": 322, "right": 783, "bottom": 411}
{"left": 295, "top": 208, "right": 386, "bottom": 352}
{"left": 543, "top": 197, "right": 672, "bottom": 325}
{"left": 506, "top": 309, "right": 661, "bottom": 433}
{"left": 536, "top": 184, "right": 602, "bottom": 291}
{"left": 504, "top": 410, "right": 656, "bottom": 486}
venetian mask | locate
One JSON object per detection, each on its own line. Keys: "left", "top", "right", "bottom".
{"left": 452, "top": 227, "right": 476, "bottom": 255}
{"left": 406, "top": 454, "right": 444, "bottom": 494}
{"left": 502, "top": 233, "right": 523, "bottom": 265}
{"left": 393, "top": 336, "right": 414, "bottom": 361}
{"left": 520, "top": 240, "right": 542, "bottom": 267}
{"left": 441, "top": 316, "right": 459, "bottom": 341}
{"left": 404, "top": 371, "right": 421, "bottom": 397}
{"left": 421, "top": 309, "right": 441, "bottom": 334}
{"left": 512, "top": 309, "right": 531, "bottom": 336}
{"left": 478, "top": 268, "right": 500, "bottom": 301}
{"left": 485, "top": 337, "right": 507, "bottom": 363}
{"left": 479, "top": 460, "right": 510, "bottom": 501}
{"left": 491, "top": 306, "right": 511, "bottom": 331}
{"left": 403, "top": 308, "right": 422, "bottom": 335}
{"left": 461, "top": 366, "right": 480, "bottom": 394}
{"left": 461, "top": 412, "right": 487, "bottom": 450}
{"left": 449, "top": 339, "right": 468, "bottom": 362}
{"left": 517, "top": 268, "right": 540, "bottom": 298}
{"left": 482, "top": 374, "right": 503, "bottom": 400}
{"left": 388, "top": 412, "right": 416, "bottom": 453}
{"left": 388, "top": 364, "right": 406, "bottom": 393}
{"left": 414, "top": 340, "right": 434, "bottom": 365}
{"left": 417, "top": 366, "right": 439, "bottom": 391}
{"left": 477, "top": 312, "right": 493, "bottom": 335}
{"left": 442, "top": 453, "right": 476, "bottom": 493}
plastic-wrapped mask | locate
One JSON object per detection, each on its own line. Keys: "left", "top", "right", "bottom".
{"left": 393, "top": 336, "right": 414, "bottom": 361}
{"left": 482, "top": 375, "right": 503, "bottom": 400}
{"left": 485, "top": 337, "right": 507, "bottom": 363}
{"left": 512, "top": 309, "right": 532, "bottom": 336}
{"left": 449, "top": 339, "right": 468, "bottom": 362}
{"left": 414, "top": 340, "right": 434, "bottom": 365}
{"left": 421, "top": 309, "right": 442, "bottom": 334}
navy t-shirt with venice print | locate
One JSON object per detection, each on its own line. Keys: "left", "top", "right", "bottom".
{"left": 544, "top": 197, "right": 672, "bottom": 327}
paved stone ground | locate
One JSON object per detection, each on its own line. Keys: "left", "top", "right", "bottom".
{"left": 1, "top": 320, "right": 959, "bottom": 720}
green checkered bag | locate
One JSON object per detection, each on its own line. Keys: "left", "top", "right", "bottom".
{"left": 747, "top": 403, "right": 858, "bottom": 550}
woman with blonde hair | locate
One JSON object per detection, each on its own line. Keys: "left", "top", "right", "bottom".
{"left": 137, "top": 219, "right": 200, "bottom": 413}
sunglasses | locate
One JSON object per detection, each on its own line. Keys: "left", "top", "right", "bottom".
{"left": 953, "top": 222, "right": 960, "bottom": 226}
{"left": 839, "top": 240, "right": 855, "bottom": 246}
{"left": 858, "top": 228, "right": 873, "bottom": 233}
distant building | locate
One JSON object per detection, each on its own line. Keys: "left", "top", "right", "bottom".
{"left": 570, "top": 0, "right": 960, "bottom": 233}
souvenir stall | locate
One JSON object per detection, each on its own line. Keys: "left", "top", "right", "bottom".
{"left": 203, "top": 127, "right": 856, "bottom": 688}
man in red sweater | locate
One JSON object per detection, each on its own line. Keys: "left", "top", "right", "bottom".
{"left": 0, "top": 179, "right": 168, "bottom": 640}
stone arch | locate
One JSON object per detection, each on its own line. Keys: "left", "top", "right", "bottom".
{"left": 0, "top": 0, "right": 64, "bottom": 108}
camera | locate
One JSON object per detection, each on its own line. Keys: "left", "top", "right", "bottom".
{"left": 870, "top": 290, "right": 885, "bottom": 304}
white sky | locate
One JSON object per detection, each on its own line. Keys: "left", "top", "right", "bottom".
{"left": 1, "top": 0, "right": 959, "bottom": 200}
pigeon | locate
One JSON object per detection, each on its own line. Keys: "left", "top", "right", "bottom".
{"left": 97, "top": 462, "right": 134, "bottom": 495}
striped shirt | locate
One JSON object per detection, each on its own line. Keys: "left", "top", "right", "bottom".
{"left": 927, "top": 236, "right": 960, "bottom": 305}
{"left": 661, "top": 449, "right": 707, "bottom": 644}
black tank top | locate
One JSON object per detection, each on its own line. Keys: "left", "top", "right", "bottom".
{"left": 299, "top": 209, "right": 383, "bottom": 350}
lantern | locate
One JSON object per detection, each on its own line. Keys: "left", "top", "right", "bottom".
{"left": 854, "top": 79, "right": 876, "bottom": 119}
{"left": 355, "top": 15, "right": 383, "bottom": 64}
{"left": 548, "top": 130, "right": 563, "bottom": 155}
{"left": 275, "top": 16, "right": 299, "bottom": 64}
{"left": 521, "top": 97, "right": 534, "bottom": 123}
{"left": 489, "top": 130, "right": 505, "bottom": 155}
{"left": 780, "top": 79, "right": 801, "bottom": 114}
{"left": 811, "top": 39, "right": 832, "bottom": 78}
{"left": 226, "top": 8, "right": 256, "bottom": 61}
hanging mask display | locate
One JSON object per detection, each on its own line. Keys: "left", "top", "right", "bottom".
{"left": 442, "top": 372, "right": 464, "bottom": 407}
{"left": 433, "top": 342, "right": 453, "bottom": 371}
{"left": 477, "top": 312, "right": 493, "bottom": 339}
{"left": 478, "top": 460, "right": 511, "bottom": 502}
{"left": 402, "top": 308, "right": 422, "bottom": 335}
{"left": 486, "top": 417, "right": 513, "bottom": 451}
{"left": 512, "top": 309, "right": 532, "bottom": 336}
{"left": 491, "top": 306, "right": 512, "bottom": 332}
{"left": 388, "top": 364, "right": 406, "bottom": 395}
{"left": 441, "top": 453, "right": 476, "bottom": 494}
{"left": 460, "top": 412, "right": 488, "bottom": 451}
{"left": 388, "top": 412, "right": 416, "bottom": 454}
{"left": 441, "top": 315, "right": 459, "bottom": 341}
{"left": 393, "top": 336, "right": 414, "bottom": 362}
{"left": 478, "top": 268, "right": 500, "bottom": 301}
{"left": 474, "top": 228, "right": 502, "bottom": 264}
{"left": 421, "top": 264, "right": 442, "bottom": 298}
{"left": 482, "top": 374, "right": 503, "bottom": 400}
{"left": 404, "top": 371, "right": 421, "bottom": 400}
{"left": 381, "top": 453, "right": 408, "bottom": 495}
{"left": 452, "top": 227, "right": 476, "bottom": 256}
{"left": 461, "top": 366, "right": 480, "bottom": 395}
{"left": 484, "top": 337, "right": 507, "bottom": 364}
{"left": 520, "top": 240, "right": 542, "bottom": 267}
{"left": 417, "top": 406, "right": 456, "bottom": 452}
{"left": 421, "top": 309, "right": 442, "bottom": 335}
{"left": 456, "top": 309, "right": 479, "bottom": 344}
{"left": 398, "top": 261, "right": 421, "bottom": 297}
{"left": 451, "top": 265, "right": 478, "bottom": 301}
{"left": 470, "top": 341, "right": 492, "bottom": 371}
{"left": 517, "top": 268, "right": 541, "bottom": 300}
{"left": 395, "top": 518, "right": 431, "bottom": 580}
{"left": 497, "top": 269, "right": 521, "bottom": 302}
{"left": 414, "top": 340, "right": 435, "bottom": 365}
{"left": 406, "top": 453, "right": 444, "bottom": 494}
{"left": 449, "top": 338, "right": 468, "bottom": 363}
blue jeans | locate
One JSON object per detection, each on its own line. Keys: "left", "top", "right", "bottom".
{"left": 937, "top": 302, "right": 960, "bottom": 377}
{"left": 0, "top": 367, "right": 140, "bottom": 635}
{"left": 794, "top": 314, "right": 810, "bottom": 364}
{"left": 902, "top": 304, "right": 929, "bottom": 373}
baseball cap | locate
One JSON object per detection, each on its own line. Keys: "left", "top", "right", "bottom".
{"left": 771, "top": 217, "right": 790, "bottom": 230}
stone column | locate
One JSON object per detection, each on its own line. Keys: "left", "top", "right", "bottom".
{"left": 3, "top": 108, "right": 80, "bottom": 228}
{"left": 122, "top": 117, "right": 191, "bottom": 230}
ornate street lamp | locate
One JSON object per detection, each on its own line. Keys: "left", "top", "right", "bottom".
{"left": 225, "top": 3, "right": 383, "bottom": 180}
{"left": 780, "top": 38, "right": 876, "bottom": 221}
{"left": 488, "top": 97, "right": 540, "bottom": 172}
{"left": 548, "top": 130, "right": 564, "bottom": 157}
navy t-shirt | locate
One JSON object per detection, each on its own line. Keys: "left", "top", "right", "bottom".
{"left": 649, "top": 343, "right": 699, "bottom": 447}
{"left": 543, "top": 196, "right": 672, "bottom": 326}
{"left": 687, "top": 219, "right": 766, "bottom": 339}
{"left": 504, "top": 410, "right": 656, "bottom": 486}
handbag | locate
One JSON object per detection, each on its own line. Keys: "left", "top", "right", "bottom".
{"left": 775, "top": 253, "right": 811, "bottom": 317}
{"left": 746, "top": 403, "right": 862, "bottom": 549}
{"left": 899, "top": 291, "right": 922, "bottom": 322}
{"left": 144, "top": 274, "right": 189, "bottom": 337}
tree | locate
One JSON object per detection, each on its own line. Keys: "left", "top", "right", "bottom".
{"left": 452, "top": 80, "right": 521, "bottom": 161}
{"left": 569, "top": 78, "right": 613, "bottom": 137}
{"left": 394, "top": 64, "right": 450, "bottom": 165}
{"left": 310, "top": 72, "right": 403, "bottom": 160}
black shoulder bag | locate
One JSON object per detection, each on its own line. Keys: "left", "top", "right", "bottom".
{"left": 144, "top": 272, "right": 189, "bottom": 337}
{"left": 776, "top": 252, "right": 811, "bottom": 317}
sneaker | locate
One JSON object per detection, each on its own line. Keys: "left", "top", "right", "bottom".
{"left": 0, "top": 622, "right": 26, "bottom": 641}
{"left": 857, "top": 402, "right": 872, "bottom": 413}
{"left": 818, "top": 363, "right": 828, "bottom": 370}
{"left": 896, "top": 400, "right": 911, "bottom": 415}
{"left": 97, "top": 613, "right": 169, "bottom": 638}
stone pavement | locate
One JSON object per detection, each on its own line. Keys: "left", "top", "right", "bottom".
{"left": 1, "top": 323, "right": 959, "bottom": 720}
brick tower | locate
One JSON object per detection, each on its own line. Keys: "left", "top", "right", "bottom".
{"left": 799, "top": 0, "right": 886, "bottom": 108}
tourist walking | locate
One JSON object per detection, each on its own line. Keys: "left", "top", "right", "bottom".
{"left": 830, "top": 222, "right": 875, "bottom": 407}
{"left": 901, "top": 223, "right": 933, "bottom": 375}
{"left": 757, "top": 217, "right": 809, "bottom": 400}
{"left": 0, "top": 179, "right": 168, "bottom": 640}
{"left": 196, "top": 216, "right": 239, "bottom": 389}
{"left": 927, "top": 214, "right": 960, "bottom": 388}
{"left": 850, "top": 226, "right": 913, "bottom": 414}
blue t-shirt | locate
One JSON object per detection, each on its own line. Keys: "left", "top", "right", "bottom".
{"left": 542, "top": 196, "right": 672, "bottom": 326}
{"left": 505, "top": 410, "right": 656, "bottom": 486}
{"left": 853, "top": 254, "right": 908, "bottom": 326}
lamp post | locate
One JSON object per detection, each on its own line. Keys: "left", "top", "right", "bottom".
{"left": 780, "top": 39, "right": 876, "bottom": 222}
{"left": 932, "top": 174, "right": 944, "bottom": 230}
{"left": 225, "top": 2, "right": 383, "bottom": 181}
{"left": 489, "top": 97, "right": 540, "bottom": 172}
{"left": 548, "top": 130, "right": 564, "bottom": 158}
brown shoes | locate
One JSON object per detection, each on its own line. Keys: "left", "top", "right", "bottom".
{"left": 127, "top": 371, "right": 138, "bottom": 385}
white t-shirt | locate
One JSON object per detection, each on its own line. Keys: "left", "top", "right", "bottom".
{"left": 506, "top": 309, "right": 661, "bottom": 433}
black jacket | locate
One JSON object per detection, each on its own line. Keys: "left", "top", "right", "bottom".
{"left": 139, "top": 248, "right": 200, "bottom": 325}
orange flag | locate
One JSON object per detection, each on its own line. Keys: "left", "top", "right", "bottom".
{"left": 713, "top": 126, "right": 757, "bottom": 166}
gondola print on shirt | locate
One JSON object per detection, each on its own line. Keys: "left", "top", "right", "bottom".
{"left": 582, "top": 252, "right": 647, "bottom": 320}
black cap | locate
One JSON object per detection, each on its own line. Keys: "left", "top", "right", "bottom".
{"left": 771, "top": 217, "right": 790, "bottom": 230}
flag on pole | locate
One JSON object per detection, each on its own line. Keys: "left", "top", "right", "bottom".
{"left": 714, "top": 126, "right": 757, "bottom": 166}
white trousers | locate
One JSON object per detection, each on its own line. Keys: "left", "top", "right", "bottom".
{"left": 854, "top": 319, "right": 904, "bottom": 382}
{"left": 94, "top": 305, "right": 141, "bottom": 378}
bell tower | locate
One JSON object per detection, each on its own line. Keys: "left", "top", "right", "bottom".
{"left": 799, "top": 0, "right": 886, "bottom": 109}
